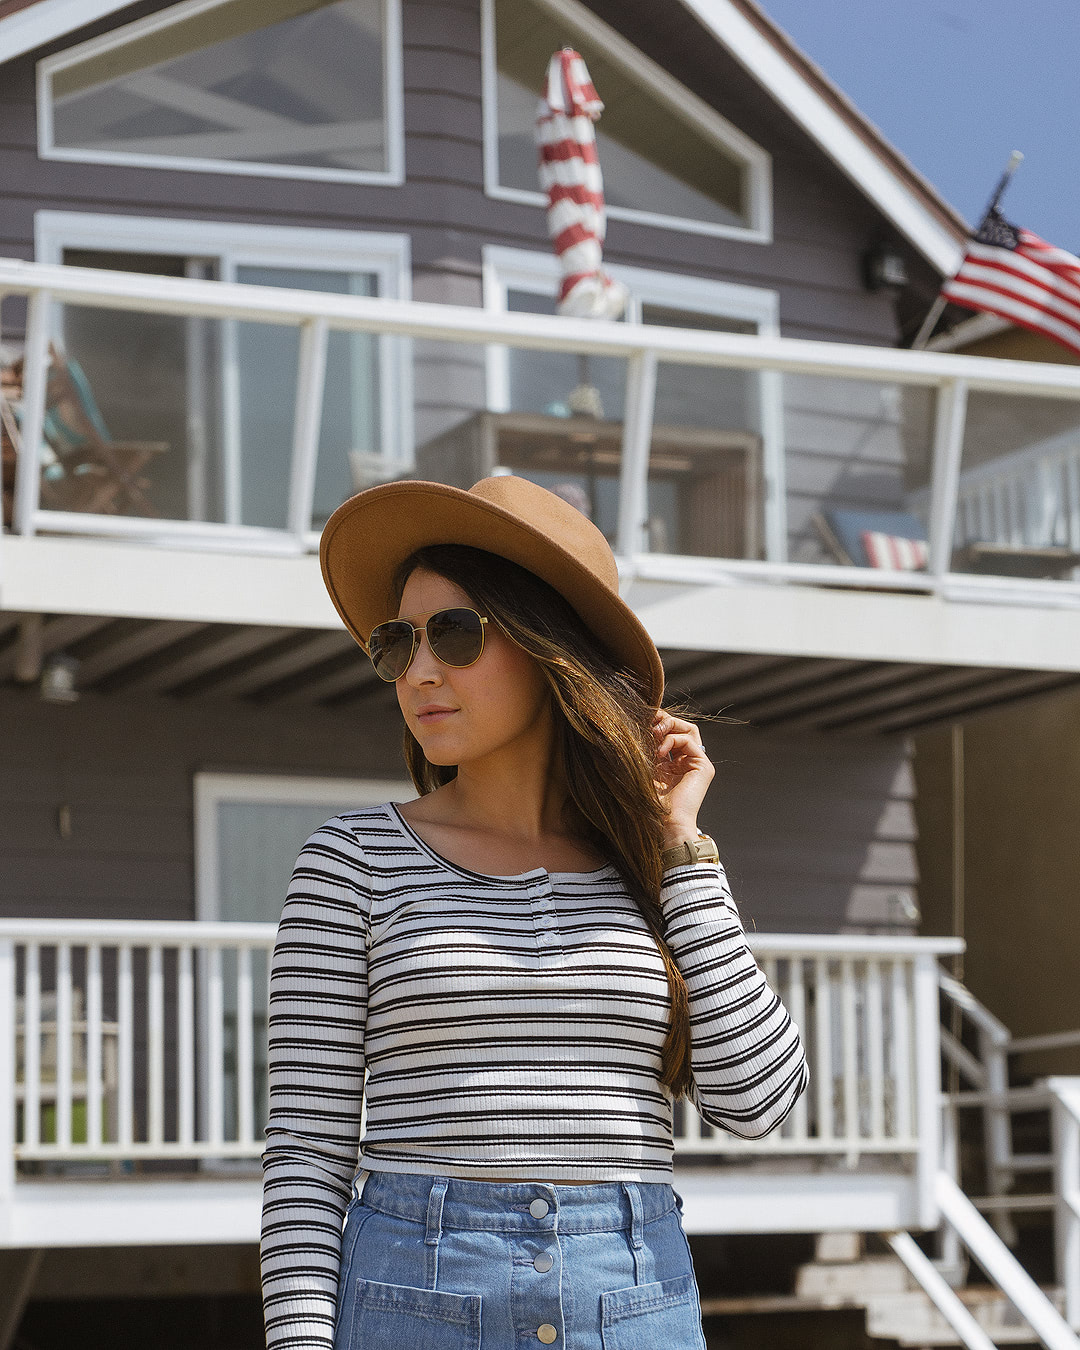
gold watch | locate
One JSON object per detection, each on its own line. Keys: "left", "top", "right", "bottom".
{"left": 661, "top": 833, "right": 719, "bottom": 871}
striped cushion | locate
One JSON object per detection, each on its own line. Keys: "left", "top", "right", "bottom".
{"left": 861, "top": 530, "right": 928, "bottom": 570}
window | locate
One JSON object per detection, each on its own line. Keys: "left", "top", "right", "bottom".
{"left": 482, "top": 0, "right": 770, "bottom": 240}
{"left": 38, "top": 0, "right": 404, "bottom": 184}
{"left": 36, "top": 213, "right": 412, "bottom": 534}
{"left": 482, "top": 248, "right": 785, "bottom": 559}
{"left": 194, "top": 772, "right": 411, "bottom": 923}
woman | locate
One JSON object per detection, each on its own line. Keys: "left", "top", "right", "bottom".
{"left": 260, "top": 475, "right": 809, "bottom": 1350}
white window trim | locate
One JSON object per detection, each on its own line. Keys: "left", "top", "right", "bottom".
{"left": 481, "top": 245, "right": 787, "bottom": 561}
{"left": 479, "top": 0, "right": 771, "bottom": 243}
{"left": 35, "top": 210, "right": 414, "bottom": 527}
{"left": 194, "top": 771, "right": 413, "bottom": 921}
{"left": 36, "top": 0, "right": 405, "bottom": 187}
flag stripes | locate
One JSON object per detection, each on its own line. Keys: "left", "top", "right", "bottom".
{"left": 941, "top": 211, "right": 1080, "bottom": 357}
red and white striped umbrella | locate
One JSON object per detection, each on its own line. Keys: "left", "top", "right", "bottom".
{"left": 536, "top": 48, "right": 628, "bottom": 321}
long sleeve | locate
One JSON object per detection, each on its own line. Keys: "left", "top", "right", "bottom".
{"left": 661, "top": 860, "right": 809, "bottom": 1138}
{"left": 260, "top": 818, "right": 371, "bottom": 1350}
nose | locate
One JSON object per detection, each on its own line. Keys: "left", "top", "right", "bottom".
{"left": 403, "top": 628, "right": 442, "bottom": 686}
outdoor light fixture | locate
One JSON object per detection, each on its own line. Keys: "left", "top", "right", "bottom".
{"left": 40, "top": 652, "right": 80, "bottom": 703}
{"left": 863, "top": 244, "right": 909, "bottom": 292}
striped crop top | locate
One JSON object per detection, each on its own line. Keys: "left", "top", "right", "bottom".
{"left": 260, "top": 803, "right": 809, "bottom": 1350}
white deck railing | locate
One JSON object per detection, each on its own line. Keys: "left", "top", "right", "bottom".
{"left": 0, "top": 920, "right": 961, "bottom": 1179}
{"left": 5, "top": 257, "right": 1080, "bottom": 603}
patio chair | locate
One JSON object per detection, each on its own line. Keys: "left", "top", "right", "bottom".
{"left": 3, "top": 347, "right": 168, "bottom": 518}
{"left": 813, "top": 506, "right": 929, "bottom": 571}
{"left": 814, "top": 504, "right": 1080, "bottom": 579}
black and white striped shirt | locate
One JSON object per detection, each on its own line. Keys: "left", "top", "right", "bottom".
{"left": 260, "top": 803, "right": 808, "bottom": 1350}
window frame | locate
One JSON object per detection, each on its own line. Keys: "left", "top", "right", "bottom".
{"left": 481, "top": 245, "right": 787, "bottom": 561}
{"left": 35, "top": 210, "right": 414, "bottom": 531}
{"left": 36, "top": 0, "right": 405, "bottom": 186}
{"left": 480, "top": 0, "right": 772, "bottom": 243}
{"left": 193, "top": 771, "right": 413, "bottom": 922}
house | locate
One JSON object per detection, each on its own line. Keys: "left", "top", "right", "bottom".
{"left": 0, "top": 0, "right": 1079, "bottom": 1346}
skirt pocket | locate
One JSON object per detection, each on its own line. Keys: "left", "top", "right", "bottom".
{"left": 340, "top": 1277, "right": 481, "bottom": 1350}
{"left": 600, "top": 1271, "right": 705, "bottom": 1350}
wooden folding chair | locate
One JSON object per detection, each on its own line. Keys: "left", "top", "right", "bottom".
{"left": 3, "top": 346, "right": 168, "bottom": 518}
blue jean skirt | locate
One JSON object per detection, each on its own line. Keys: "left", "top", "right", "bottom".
{"left": 332, "top": 1169, "right": 708, "bottom": 1350}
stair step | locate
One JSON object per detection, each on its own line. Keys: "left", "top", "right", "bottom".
{"left": 1005, "top": 1153, "right": 1055, "bottom": 1172}
{"left": 970, "top": 1193, "right": 1055, "bottom": 1212}
{"left": 866, "top": 1285, "right": 1068, "bottom": 1346}
{"left": 795, "top": 1256, "right": 910, "bottom": 1302}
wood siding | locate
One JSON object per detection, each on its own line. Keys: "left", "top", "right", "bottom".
{"left": 0, "top": 686, "right": 918, "bottom": 934}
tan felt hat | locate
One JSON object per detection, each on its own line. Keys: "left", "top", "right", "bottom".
{"left": 319, "top": 475, "right": 665, "bottom": 706}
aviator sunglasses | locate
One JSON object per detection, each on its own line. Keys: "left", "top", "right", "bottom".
{"left": 366, "top": 607, "right": 489, "bottom": 682}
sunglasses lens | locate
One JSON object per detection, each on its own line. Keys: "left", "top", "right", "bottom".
{"left": 368, "top": 621, "right": 415, "bottom": 681}
{"left": 427, "top": 608, "right": 485, "bottom": 667}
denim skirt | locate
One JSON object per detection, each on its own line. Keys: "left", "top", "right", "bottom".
{"left": 332, "top": 1169, "right": 708, "bottom": 1350}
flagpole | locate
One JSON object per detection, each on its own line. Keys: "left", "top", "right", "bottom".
{"left": 911, "top": 150, "right": 1024, "bottom": 350}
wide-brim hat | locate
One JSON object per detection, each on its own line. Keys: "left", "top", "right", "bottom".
{"left": 320, "top": 475, "right": 664, "bottom": 705}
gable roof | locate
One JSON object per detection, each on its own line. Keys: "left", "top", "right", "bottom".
{"left": 1, "top": 0, "right": 968, "bottom": 274}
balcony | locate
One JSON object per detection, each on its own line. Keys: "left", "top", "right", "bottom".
{"left": 3, "top": 256, "right": 1080, "bottom": 728}
{"left": 3, "top": 918, "right": 1078, "bottom": 1348}
{"left": 0, "top": 918, "right": 961, "bottom": 1247}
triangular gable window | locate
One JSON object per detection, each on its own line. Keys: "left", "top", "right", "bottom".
{"left": 39, "top": 0, "right": 403, "bottom": 183}
{"left": 485, "top": 0, "right": 770, "bottom": 240}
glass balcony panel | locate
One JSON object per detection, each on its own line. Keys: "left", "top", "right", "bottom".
{"left": 642, "top": 309, "right": 760, "bottom": 558}
{"left": 35, "top": 299, "right": 236, "bottom": 525}
{"left": 948, "top": 390, "right": 1080, "bottom": 581}
{"left": 234, "top": 265, "right": 381, "bottom": 532}
{"left": 412, "top": 296, "right": 628, "bottom": 545}
{"left": 784, "top": 375, "right": 935, "bottom": 572}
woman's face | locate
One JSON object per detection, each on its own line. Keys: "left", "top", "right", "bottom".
{"left": 394, "top": 567, "right": 552, "bottom": 769}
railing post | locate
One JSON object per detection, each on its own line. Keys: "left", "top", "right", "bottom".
{"left": 1049, "top": 1078, "right": 1080, "bottom": 1330}
{"left": 11, "top": 289, "right": 50, "bottom": 537}
{"left": 981, "top": 1025, "right": 1016, "bottom": 1243}
{"left": 287, "top": 316, "right": 330, "bottom": 539}
{"left": 926, "top": 377, "right": 969, "bottom": 579}
{"left": 615, "top": 350, "right": 657, "bottom": 561}
{"left": 0, "top": 939, "right": 16, "bottom": 1237}
{"left": 913, "top": 952, "right": 942, "bottom": 1230}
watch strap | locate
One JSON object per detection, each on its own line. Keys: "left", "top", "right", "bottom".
{"left": 661, "top": 833, "right": 720, "bottom": 871}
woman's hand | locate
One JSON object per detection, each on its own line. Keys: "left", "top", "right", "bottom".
{"left": 652, "top": 711, "right": 715, "bottom": 846}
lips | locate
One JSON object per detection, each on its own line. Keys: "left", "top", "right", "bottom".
{"left": 414, "top": 705, "right": 457, "bottom": 723}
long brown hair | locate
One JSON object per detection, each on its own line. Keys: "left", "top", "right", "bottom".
{"left": 394, "top": 544, "right": 693, "bottom": 1098}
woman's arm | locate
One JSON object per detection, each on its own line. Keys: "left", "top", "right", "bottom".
{"left": 652, "top": 712, "right": 809, "bottom": 1137}
{"left": 260, "top": 818, "right": 371, "bottom": 1350}
{"left": 660, "top": 860, "right": 808, "bottom": 1137}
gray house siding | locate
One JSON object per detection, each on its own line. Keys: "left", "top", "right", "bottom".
{"left": 0, "top": 685, "right": 917, "bottom": 935}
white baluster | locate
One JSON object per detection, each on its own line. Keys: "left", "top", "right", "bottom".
{"left": 148, "top": 946, "right": 164, "bottom": 1146}
{"left": 814, "top": 958, "right": 833, "bottom": 1141}
{"left": 118, "top": 946, "right": 134, "bottom": 1148}
{"left": 86, "top": 945, "right": 102, "bottom": 1147}
{"left": 891, "top": 959, "right": 913, "bottom": 1140}
{"left": 866, "top": 959, "right": 885, "bottom": 1142}
{"left": 236, "top": 947, "right": 254, "bottom": 1148}
{"left": 207, "top": 946, "right": 224, "bottom": 1148}
{"left": 178, "top": 946, "right": 195, "bottom": 1147}
{"left": 23, "top": 943, "right": 41, "bottom": 1149}
{"left": 787, "top": 958, "right": 808, "bottom": 1142}
{"left": 56, "top": 944, "right": 72, "bottom": 1149}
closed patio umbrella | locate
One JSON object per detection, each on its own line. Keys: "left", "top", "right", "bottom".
{"left": 536, "top": 48, "right": 628, "bottom": 321}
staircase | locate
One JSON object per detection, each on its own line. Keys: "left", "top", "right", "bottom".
{"left": 791, "top": 974, "right": 1080, "bottom": 1349}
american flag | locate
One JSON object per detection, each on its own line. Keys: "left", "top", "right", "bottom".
{"left": 941, "top": 208, "right": 1080, "bottom": 357}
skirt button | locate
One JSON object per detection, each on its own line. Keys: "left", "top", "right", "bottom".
{"left": 537, "top": 1326, "right": 558, "bottom": 1344}
{"left": 529, "top": 1198, "right": 550, "bottom": 1218}
{"left": 533, "top": 1252, "right": 554, "bottom": 1272}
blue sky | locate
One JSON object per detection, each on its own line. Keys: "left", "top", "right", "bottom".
{"left": 756, "top": 0, "right": 1080, "bottom": 251}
